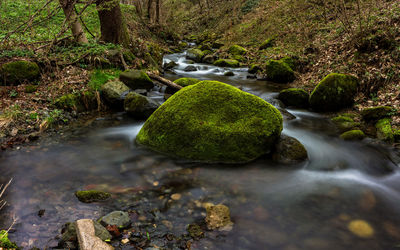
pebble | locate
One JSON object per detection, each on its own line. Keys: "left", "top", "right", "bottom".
{"left": 348, "top": 219, "right": 374, "bottom": 238}
{"left": 121, "top": 238, "right": 130, "bottom": 244}
{"left": 171, "top": 193, "right": 181, "bottom": 200}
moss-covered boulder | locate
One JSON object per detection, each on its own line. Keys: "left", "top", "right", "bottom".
{"left": 75, "top": 190, "right": 111, "bottom": 203}
{"left": 280, "top": 57, "right": 296, "bottom": 70}
{"left": 340, "top": 130, "right": 366, "bottom": 140}
{"left": 278, "top": 88, "right": 309, "bottom": 108}
{"left": 119, "top": 70, "right": 154, "bottom": 90}
{"left": 174, "top": 77, "right": 201, "bottom": 87}
{"left": 265, "top": 60, "right": 295, "bottom": 83}
{"left": 202, "top": 54, "right": 216, "bottom": 64}
{"left": 186, "top": 48, "right": 205, "bottom": 63}
{"left": 54, "top": 91, "right": 97, "bottom": 112}
{"left": 259, "top": 38, "right": 274, "bottom": 50}
{"left": 0, "top": 230, "right": 18, "bottom": 249}
{"left": 0, "top": 60, "right": 40, "bottom": 85}
{"left": 309, "top": 73, "right": 358, "bottom": 112}
{"left": 136, "top": 80, "right": 283, "bottom": 163}
{"left": 331, "top": 115, "right": 360, "bottom": 132}
{"left": 248, "top": 64, "right": 261, "bottom": 74}
{"left": 361, "top": 106, "right": 394, "bottom": 121}
{"left": 100, "top": 80, "right": 130, "bottom": 109}
{"left": 124, "top": 92, "right": 160, "bottom": 119}
{"left": 228, "top": 45, "right": 246, "bottom": 56}
{"left": 213, "top": 59, "right": 240, "bottom": 68}
{"left": 376, "top": 118, "right": 394, "bottom": 143}
{"left": 272, "top": 135, "right": 308, "bottom": 164}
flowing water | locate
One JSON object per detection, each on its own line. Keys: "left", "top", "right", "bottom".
{"left": 1, "top": 51, "right": 400, "bottom": 249}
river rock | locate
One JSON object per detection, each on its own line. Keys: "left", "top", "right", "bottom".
{"left": 224, "top": 71, "right": 235, "bottom": 76}
{"left": 75, "top": 190, "right": 111, "bottom": 203}
{"left": 100, "top": 80, "right": 130, "bottom": 109}
{"left": 100, "top": 211, "right": 130, "bottom": 228}
{"left": 331, "top": 115, "right": 360, "bottom": 132}
{"left": 361, "top": 106, "right": 394, "bottom": 121}
{"left": 265, "top": 59, "right": 295, "bottom": 83}
{"left": 213, "top": 59, "right": 240, "bottom": 68}
{"left": 340, "top": 130, "right": 365, "bottom": 140}
{"left": 165, "top": 77, "right": 201, "bottom": 95}
{"left": 202, "top": 54, "right": 216, "bottom": 64}
{"left": 348, "top": 220, "right": 374, "bottom": 238}
{"left": 0, "top": 60, "right": 40, "bottom": 85}
{"left": 278, "top": 88, "right": 309, "bottom": 108}
{"left": 248, "top": 64, "right": 261, "bottom": 74}
{"left": 186, "top": 48, "right": 204, "bottom": 63}
{"left": 228, "top": 45, "right": 247, "bottom": 55}
{"left": 163, "top": 61, "right": 178, "bottom": 71}
{"left": 205, "top": 204, "right": 233, "bottom": 230}
{"left": 124, "top": 92, "right": 160, "bottom": 119}
{"left": 76, "top": 219, "right": 114, "bottom": 250}
{"left": 272, "top": 135, "right": 308, "bottom": 164}
{"left": 309, "top": 73, "right": 358, "bottom": 112}
{"left": 375, "top": 118, "right": 394, "bottom": 143}
{"left": 119, "top": 70, "right": 154, "bottom": 90}
{"left": 136, "top": 80, "right": 283, "bottom": 163}
{"left": 184, "top": 65, "right": 198, "bottom": 72}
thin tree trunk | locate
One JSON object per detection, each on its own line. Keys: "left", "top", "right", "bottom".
{"left": 59, "top": 0, "right": 88, "bottom": 43}
{"left": 155, "top": 0, "right": 160, "bottom": 24}
{"left": 96, "top": 0, "right": 130, "bottom": 46}
{"left": 148, "top": 0, "right": 154, "bottom": 23}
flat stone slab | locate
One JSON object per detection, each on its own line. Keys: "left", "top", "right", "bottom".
{"left": 76, "top": 219, "right": 114, "bottom": 250}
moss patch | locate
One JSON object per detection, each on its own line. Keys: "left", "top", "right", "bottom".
{"left": 259, "top": 38, "right": 274, "bottom": 50}
{"left": 265, "top": 59, "right": 295, "bottom": 83}
{"left": 331, "top": 115, "right": 360, "bottom": 132}
{"left": 0, "top": 230, "right": 18, "bottom": 249}
{"left": 119, "top": 70, "right": 154, "bottom": 90}
{"left": 174, "top": 77, "right": 201, "bottom": 87}
{"left": 213, "top": 59, "right": 240, "bottom": 68}
{"left": 309, "top": 73, "right": 358, "bottom": 112}
{"left": 186, "top": 48, "right": 205, "bottom": 62}
{"left": 361, "top": 106, "right": 394, "bottom": 121}
{"left": 278, "top": 88, "right": 309, "bottom": 108}
{"left": 228, "top": 45, "right": 247, "bottom": 55}
{"left": 0, "top": 60, "right": 40, "bottom": 85}
{"left": 376, "top": 118, "right": 394, "bottom": 143}
{"left": 136, "top": 80, "right": 283, "bottom": 163}
{"left": 340, "top": 130, "right": 366, "bottom": 140}
{"left": 75, "top": 190, "right": 111, "bottom": 203}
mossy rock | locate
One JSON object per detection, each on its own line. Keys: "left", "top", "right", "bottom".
{"left": 309, "top": 73, "right": 358, "bottom": 112}
{"left": 174, "top": 77, "right": 201, "bottom": 87}
{"left": 199, "top": 43, "right": 212, "bottom": 51}
{"left": 331, "top": 116, "right": 360, "bottom": 132}
{"left": 394, "top": 129, "right": 400, "bottom": 142}
{"left": 136, "top": 80, "right": 283, "bottom": 163}
{"left": 248, "top": 64, "right": 261, "bottom": 74}
{"left": 187, "top": 224, "right": 204, "bottom": 238}
{"left": 213, "top": 59, "right": 240, "bottom": 68}
{"left": 75, "top": 190, "right": 111, "bottom": 203}
{"left": 100, "top": 80, "right": 130, "bottom": 109}
{"left": 376, "top": 118, "right": 394, "bottom": 143}
{"left": 0, "top": 230, "right": 18, "bottom": 249}
{"left": 59, "top": 220, "right": 111, "bottom": 248}
{"left": 280, "top": 57, "right": 296, "bottom": 70}
{"left": 259, "top": 38, "right": 274, "bottom": 50}
{"left": 224, "top": 71, "right": 235, "bottom": 76}
{"left": 361, "top": 106, "right": 394, "bottom": 121}
{"left": 278, "top": 88, "right": 309, "bottom": 108}
{"left": 202, "top": 54, "right": 216, "bottom": 64}
{"left": 186, "top": 48, "right": 205, "bottom": 63}
{"left": 212, "top": 41, "right": 224, "bottom": 49}
{"left": 228, "top": 45, "right": 247, "bottom": 56}
{"left": 119, "top": 70, "right": 154, "bottom": 90}
{"left": 124, "top": 92, "right": 159, "bottom": 119}
{"left": 163, "top": 61, "right": 178, "bottom": 70}
{"left": 340, "top": 130, "right": 366, "bottom": 140}
{"left": 100, "top": 211, "right": 131, "bottom": 228}
{"left": 272, "top": 135, "right": 308, "bottom": 164}
{"left": 54, "top": 91, "right": 97, "bottom": 112}
{"left": 232, "top": 55, "right": 245, "bottom": 62}
{"left": 265, "top": 60, "right": 295, "bottom": 83}
{"left": 0, "top": 60, "right": 40, "bottom": 85}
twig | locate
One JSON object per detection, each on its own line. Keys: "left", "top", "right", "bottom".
{"left": 146, "top": 72, "right": 183, "bottom": 90}
{"left": 0, "top": 178, "right": 12, "bottom": 199}
{"left": 75, "top": 5, "right": 96, "bottom": 39}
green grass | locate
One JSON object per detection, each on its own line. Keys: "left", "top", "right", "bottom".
{"left": 88, "top": 69, "right": 121, "bottom": 90}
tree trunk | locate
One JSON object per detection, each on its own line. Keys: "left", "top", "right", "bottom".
{"left": 147, "top": 0, "right": 154, "bottom": 23}
{"left": 96, "top": 0, "right": 130, "bottom": 46}
{"left": 59, "top": 0, "right": 88, "bottom": 43}
{"left": 155, "top": 0, "right": 160, "bottom": 24}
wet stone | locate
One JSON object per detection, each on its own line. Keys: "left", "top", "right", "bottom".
{"left": 100, "top": 211, "right": 131, "bottom": 228}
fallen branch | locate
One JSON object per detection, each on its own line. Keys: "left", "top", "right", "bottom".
{"left": 146, "top": 72, "right": 183, "bottom": 91}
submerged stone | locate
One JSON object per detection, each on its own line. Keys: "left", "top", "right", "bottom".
{"left": 136, "top": 80, "right": 283, "bottom": 163}
{"left": 0, "top": 60, "right": 40, "bottom": 85}
{"left": 278, "top": 88, "right": 309, "bottom": 108}
{"left": 124, "top": 92, "right": 160, "bottom": 119}
{"left": 101, "top": 80, "right": 130, "bottom": 109}
{"left": 205, "top": 204, "right": 233, "bottom": 230}
{"left": 214, "top": 59, "right": 240, "bottom": 68}
{"left": 119, "top": 70, "right": 154, "bottom": 90}
{"left": 309, "top": 73, "right": 358, "bottom": 112}
{"left": 361, "top": 106, "right": 394, "bottom": 121}
{"left": 75, "top": 190, "right": 111, "bottom": 203}
{"left": 340, "top": 130, "right": 366, "bottom": 141}
{"left": 348, "top": 220, "right": 374, "bottom": 238}
{"left": 100, "top": 211, "right": 130, "bottom": 228}
{"left": 265, "top": 60, "right": 295, "bottom": 83}
{"left": 272, "top": 135, "right": 308, "bottom": 164}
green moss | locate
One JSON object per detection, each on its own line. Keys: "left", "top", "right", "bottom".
{"left": 361, "top": 106, "right": 394, "bottom": 121}
{"left": 54, "top": 91, "right": 97, "bottom": 112}
{"left": 265, "top": 59, "right": 295, "bottom": 83}
{"left": 259, "top": 38, "right": 274, "bottom": 50}
{"left": 331, "top": 115, "right": 360, "bottom": 132}
{"left": 280, "top": 57, "right": 296, "bottom": 70}
{"left": 88, "top": 69, "right": 121, "bottom": 91}
{"left": 54, "top": 94, "right": 78, "bottom": 111}
{"left": 136, "top": 80, "right": 283, "bottom": 163}
{"left": 376, "top": 118, "right": 394, "bottom": 143}
{"left": 174, "top": 78, "right": 201, "bottom": 87}
{"left": 248, "top": 64, "right": 261, "bottom": 74}
{"left": 186, "top": 48, "right": 205, "bottom": 62}
{"left": 187, "top": 224, "right": 204, "bottom": 238}
{"left": 119, "top": 70, "right": 154, "bottom": 90}
{"left": 213, "top": 59, "right": 240, "bottom": 68}
{"left": 309, "top": 73, "right": 358, "bottom": 112}
{"left": 0, "top": 230, "right": 18, "bottom": 249}
{"left": 278, "top": 88, "right": 309, "bottom": 108}
{"left": 0, "top": 60, "right": 40, "bottom": 85}
{"left": 232, "top": 54, "right": 245, "bottom": 62}
{"left": 228, "top": 45, "right": 247, "bottom": 55}
{"left": 340, "top": 130, "right": 366, "bottom": 140}
{"left": 75, "top": 190, "right": 111, "bottom": 203}
{"left": 273, "top": 135, "right": 308, "bottom": 164}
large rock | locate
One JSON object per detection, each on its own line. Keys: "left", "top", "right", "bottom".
{"left": 186, "top": 48, "right": 204, "bottom": 63}
{"left": 213, "top": 59, "right": 240, "bottom": 68}
{"left": 136, "top": 80, "right": 283, "bottom": 163}
{"left": 361, "top": 106, "right": 394, "bottom": 121}
{"left": 166, "top": 77, "right": 201, "bottom": 95}
{"left": 100, "top": 80, "right": 130, "bottom": 109}
{"left": 272, "top": 135, "right": 308, "bottom": 164}
{"left": 278, "top": 88, "right": 309, "bottom": 108}
{"left": 265, "top": 60, "right": 295, "bottom": 83}
{"left": 100, "top": 211, "right": 130, "bottom": 228}
{"left": 119, "top": 70, "right": 154, "bottom": 90}
{"left": 76, "top": 219, "right": 114, "bottom": 250}
{"left": 376, "top": 118, "right": 394, "bottom": 143}
{"left": 75, "top": 190, "right": 111, "bottom": 203}
{"left": 309, "top": 73, "right": 358, "bottom": 112}
{"left": 340, "top": 130, "right": 366, "bottom": 141}
{"left": 124, "top": 92, "right": 160, "bottom": 119}
{"left": 0, "top": 60, "right": 40, "bottom": 85}
{"left": 228, "top": 45, "right": 246, "bottom": 55}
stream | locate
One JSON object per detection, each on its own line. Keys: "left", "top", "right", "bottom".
{"left": 1, "top": 51, "right": 400, "bottom": 249}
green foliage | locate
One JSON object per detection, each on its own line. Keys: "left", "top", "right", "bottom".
{"left": 9, "top": 89, "right": 18, "bottom": 98}
{"left": 88, "top": 69, "right": 121, "bottom": 90}
{"left": 136, "top": 80, "right": 283, "bottom": 163}
{"left": 241, "top": 0, "right": 260, "bottom": 14}
{"left": 376, "top": 118, "right": 394, "bottom": 143}
{"left": 0, "top": 230, "right": 18, "bottom": 249}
